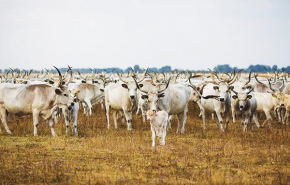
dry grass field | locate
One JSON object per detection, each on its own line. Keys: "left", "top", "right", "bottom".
{"left": 1, "top": 102, "right": 290, "bottom": 184}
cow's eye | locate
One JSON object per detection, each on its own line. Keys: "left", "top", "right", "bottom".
{"left": 64, "top": 94, "right": 67, "bottom": 97}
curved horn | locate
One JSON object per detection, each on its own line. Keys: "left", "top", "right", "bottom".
{"left": 279, "top": 79, "right": 285, "bottom": 92}
{"left": 245, "top": 69, "right": 253, "bottom": 85}
{"left": 174, "top": 73, "right": 182, "bottom": 83}
{"left": 232, "top": 89, "right": 238, "bottom": 95}
{"left": 148, "top": 73, "right": 158, "bottom": 86}
{"left": 53, "top": 66, "right": 62, "bottom": 87}
{"left": 133, "top": 76, "right": 148, "bottom": 94}
{"left": 274, "top": 70, "right": 278, "bottom": 83}
{"left": 247, "top": 88, "right": 254, "bottom": 94}
{"left": 77, "top": 70, "right": 87, "bottom": 81}
{"left": 137, "top": 67, "right": 148, "bottom": 83}
{"left": 254, "top": 73, "right": 263, "bottom": 84}
{"left": 228, "top": 70, "right": 240, "bottom": 85}
{"left": 188, "top": 74, "right": 195, "bottom": 87}
{"left": 113, "top": 69, "right": 128, "bottom": 84}
{"left": 284, "top": 73, "right": 288, "bottom": 83}
{"left": 66, "top": 65, "right": 72, "bottom": 84}
{"left": 157, "top": 77, "right": 171, "bottom": 93}
{"left": 10, "top": 68, "right": 15, "bottom": 77}
{"left": 208, "top": 68, "right": 219, "bottom": 84}
{"left": 267, "top": 78, "right": 275, "bottom": 92}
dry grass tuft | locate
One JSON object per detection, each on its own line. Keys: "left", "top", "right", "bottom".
{"left": 1, "top": 103, "right": 290, "bottom": 184}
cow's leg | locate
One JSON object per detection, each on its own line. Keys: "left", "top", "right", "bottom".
{"left": 72, "top": 102, "right": 79, "bottom": 135}
{"left": 167, "top": 115, "right": 173, "bottom": 130}
{"left": 201, "top": 107, "right": 206, "bottom": 130}
{"left": 142, "top": 109, "right": 146, "bottom": 123}
{"left": 276, "top": 107, "right": 282, "bottom": 123}
{"left": 183, "top": 104, "right": 188, "bottom": 133}
{"left": 84, "top": 99, "right": 92, "bottom": 116}
{"left": 224, "top": 109, "right": 230, "bottom": 131}
{"left": 105, "top": 104, "right": 110, "bottom": 129}
{"left": 99, "top": 99, "right": 104, "bottom": 109}
{"left": 262, "top": 110, "right": 272, "bottom": 127}
{"left": 0, "top": 107, "right": 12, "bottom": 134}
{"left": 232, "top": 105, "right": 237, "bottom": 124}
{"left": 151, "top": 127, "right": 156, "bottom": 147}
{"left": 81, "top": 102, "right": 87, "bottom": 115}
{"left": 160, "top": 127, "right": 166, "bottom": 146}
{"left": 215, "top": 112, "right": 224, "bottom": 132}
{"left": 112, "top": 109, "right": 118, "bottom": 129}
{"left": 123, "top": 109, "right": 132, "bottom": 131}
{"left": 285, "top": 109, "right": 289, "bottom": 125}
{"left": 176, "top": 108, "right": 188, "bottom": 134}
{"left": 250, "top": 114, "right": 255, "bottom": 131}
{"left": 136, "top": 103, "right": 140, "bottom": 115}
{"left": 281, "top": 108, "right": 286, "bottom": 124}
{"left": 32, "top": 110, "right": 40, "bottom": 136}
{"left": 48, "top": 116, "right": 57, "bottom": 137}
{"left": 253, "top": 113, "right": 260, "bottom": 128}
{"left": 176, "top": 113, "right": 183, "bottom": 134}
{"left": 61, "top": 107, "right": 70, "bottom": 135}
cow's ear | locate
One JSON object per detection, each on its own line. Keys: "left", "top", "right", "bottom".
{"left": 213, "top": 86, "right": 219, "bottom": 90}
{"left": 141, "top": 95, "right": 148, "bottom": 100}
{"left": 122, "top": 84, "right": 128, "bottom": 89}
{"left": 272, "top": 94, "right": 277, "bottom": 98}
{"left": 139, "top": 84, "right": 144, "bottom": 88}
{"left": 55, "top": 88, "right": 62, "bottom": 95}
{"left": 247, "top": 95, "right": 252, "bottom": 100}
{"left": 158, "top": 93, "right": 165, "bottom": 99}
{"left": 232, "top": 95, "right": 238, "bottom": 100}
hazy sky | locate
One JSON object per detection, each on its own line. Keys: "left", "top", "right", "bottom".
{"left": 0, "top": 0, "right": 290, "bottom": 71}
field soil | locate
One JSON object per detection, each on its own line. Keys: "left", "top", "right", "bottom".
{"left": 1, "top": 103, "right": 290, "bottom": 184}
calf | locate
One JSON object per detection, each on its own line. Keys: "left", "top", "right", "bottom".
{"left": 146, "top": 110, "right": 168, "bottom": 147}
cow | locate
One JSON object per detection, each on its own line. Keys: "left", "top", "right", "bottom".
{"left": 231, "top": 89, "right": 258, "bottom": 131}
{"left": 188, "top": 69, "right": 237, "bottom": 131}
{"left": 0, "top": 67, "right": 74, "bottom": 136}
{"left": 68, "top": 83, "right": 105, "bottom": 116}
{"left": 104, "top": 69, "right": 147, "bottom": 130}
{"left": 135, "top": 77, "right": 191, "bottom": 134}
{"left": 251, "top": 79, "right": 285, "bottom": 127}
{"left": 146, "top": 110, "right": 168, "bottom": 147}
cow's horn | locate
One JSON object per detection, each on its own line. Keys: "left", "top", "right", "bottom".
{"left": 54, "top": 66, "right": 62, "bottom": 87}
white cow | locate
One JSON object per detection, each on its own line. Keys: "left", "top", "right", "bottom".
{"left": 68, "top": 83, "right": 105, "bottom": 116}
{"left": 188, "top": 69, "right": 237, "bottom": 131}
{"left": 136, "top": 78, "right": 191, "bottom": 134}
{"left": 146, "top": 110, "right": 168, "bottom": 147}
{"left": 104, "top": 80, "right": 139, "bottom": 130}
{"left": 0, "top": 67, "right": 74, "bottom": 136}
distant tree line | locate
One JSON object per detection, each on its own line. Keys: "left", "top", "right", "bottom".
{"left": 1, "top": 64, "right": 290, "bottom": 74}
